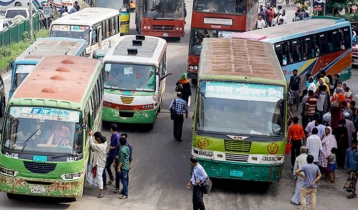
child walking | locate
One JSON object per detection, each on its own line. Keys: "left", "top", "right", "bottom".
{"left": 328, "top": 147, "right": 337, "bottom": 183}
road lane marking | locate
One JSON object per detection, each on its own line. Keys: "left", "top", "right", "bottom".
{"left": 4, "top": 74, "right": 11, "bottom": 81}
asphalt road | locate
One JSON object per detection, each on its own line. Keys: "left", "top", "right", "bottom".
{"left": 0, "top": 2, "right": 357, "bottom": 210}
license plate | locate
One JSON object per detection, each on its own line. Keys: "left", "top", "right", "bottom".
{"left": 198, "top": 151, "right": 213, "bottom": 157}
{"left": 230, "top": 170, "right": 244, "bottom": 178}
{"left": 163, "top": 33, "right": 168, "bottom": 37}
{"left": 30, "top": 185, "right": 46, "bottom": 194}
{"left": 33, "top": 155, "right": 47, "bottom": 163}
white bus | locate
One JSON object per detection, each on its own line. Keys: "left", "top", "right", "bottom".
{"left": 102, "top": 35, "right": 168, "bottom": 129}
{"left": 49, "top": 7, "right": 121, "bottom": 57}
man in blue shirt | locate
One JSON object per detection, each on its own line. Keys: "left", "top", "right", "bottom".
{"left": 187, "top": 157, "right": 208, "bottom": 210}
{"left": 70, "top": 6, "right": 77, "bottom": 14}
{"left": 169, "top": 92, "right": 188, "bottom": 142}
{"left": 106, "top": 123, "right": 120, "bottom": 186}
{"left": 296, "top": 155, "right": 322, "bottom": 210}
{"left": 344, "top": 139, "right": 358, "bottom": 198}
{"left": 289, "top": 69, "right": 301, "bottom": 111}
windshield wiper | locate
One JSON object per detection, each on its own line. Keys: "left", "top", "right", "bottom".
{"left": 52, "top": 152, "right": 82, "bottom": 159}
{"left": 19, "top": 128, "right": 40, "bottom": 156}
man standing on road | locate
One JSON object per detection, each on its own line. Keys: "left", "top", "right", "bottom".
{"left": 169, "top": 92, "right": 188, "bottom": 142}
{"left": 187, "top": 157, "right": 208, "bottom": 210}
{"left": 117, "top": 137, "right": 130, "bottom": 199}
{"left": 344, "top": 139, "right": 358, "bottom": 198}
{"left": 296, "top": 155, "right": 322, "bottom": 210}
{"left": 288, "top": 116, "right": 306, "bottom": 168}
{"left": 289, "top": 69, "right": 301, "bottom": 111}
{"left": 306, "top": 128, "right": 322, "bottom": 165}
{"left": 291, "top": 146, "right": 310, "bottom": 205}
{"left": 106, "top": 124, "right": 120, "bottom": 187}
{"left": 114, "top": 133, "right": 133, "bottom": 194}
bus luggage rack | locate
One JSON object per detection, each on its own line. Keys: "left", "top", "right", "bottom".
{"left": 225, "top": 153, "right": 249, "bottom": 162}
{"left": 224, "top": 140, "right": 251, "bottom": 153}
{"left": 24, "top": 162, "right": 57, "bottom": 174}
{"left": 152, "top": 25, "right": 174, "bottom": 31}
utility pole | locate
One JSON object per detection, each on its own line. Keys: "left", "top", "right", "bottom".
{"left": 29, "top": 0, "right": 33, "bottom": 41}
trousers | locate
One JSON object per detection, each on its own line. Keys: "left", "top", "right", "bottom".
{"left": 96, "top": 166, "right": 105, "bottom": 190}
{"left": 301, "top": 187, "right": 317, "bottom": 210}
{"left": 193, "top": 185, "right": 205, "bottom": 210}
{"left": 173, "top": 114, "right": 184, "bottom": 140}
{"left": 291, "top": 140, "right": 302, "bottom": 167}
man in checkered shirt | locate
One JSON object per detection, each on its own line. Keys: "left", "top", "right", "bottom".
{"left": 169, "top": 92, "right": 188, "bottom": 142}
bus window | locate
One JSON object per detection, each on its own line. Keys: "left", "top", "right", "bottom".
{"left": 318, "top": 33, "right": 328, "bottom": 54}
{"left": 342, "top": 27, "right": 351, "bottom": 49}
{"left": 274, "top": 43, "right": 284, "bottom": 66}
{"left": 281, "top": 42, "right": 290, "bottom": 65}
{"left": 115, "top": 15, "right": 119, "bottom": 34}
{"left": 106, "top": 19, "right": 110, "bottom": 37}
{"left": 92, "top": 26, "right": 98, "bottom": 44}
{"left": 302, "top": 36, "right": 313, "bottom": 60}
{"left": 102, "top": 21, "right": 107, "bottom": 39}
{"left": 291, "top": 39, "right": 301, "bottom": 63}
{"left": 330, "top": 30, "right": 340, "bottom": 51}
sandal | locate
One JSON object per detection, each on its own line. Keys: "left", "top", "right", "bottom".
{"left": 107, "top": 179, "right": 115, "bottom": 185}
{"left": 119, "top": 195, "right": 128, "bottom": 199}
{"left": 97, "top": 193, "right": 104, "bottom": 198}
{"left": 347, "top": 194, "right": 356, "bottom": 199}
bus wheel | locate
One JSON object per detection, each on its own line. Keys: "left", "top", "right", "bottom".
{"left": 191, "top": 78, "right": 198, "bottom": 85}
{"left": 7, "top": 193, "right": 16, "bottom": 200}
{"left": 146, "top": 123, "right": 154, "bottom": 130}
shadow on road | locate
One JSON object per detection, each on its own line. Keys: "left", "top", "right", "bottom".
{"left": 211, "top": 178, "right": 274, "bottom": 195}
{"left": 3, "top": 194, "right": 72, "bottom": 209}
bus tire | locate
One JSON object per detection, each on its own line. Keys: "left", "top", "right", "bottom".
{"left": 7, "top": 193, "right": 16, "bottom": 199}
{"left": 146, "top": 123, "right": 154, "bottom": 130}
{"left": 0, "top": 98, "right": 5, "bottom": 117}
{"left": 191, "top": 78, "right": 198, "bottom": 85}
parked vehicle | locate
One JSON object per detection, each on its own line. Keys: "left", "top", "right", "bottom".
{"left": 0, "top": 18, "right": 12, "bottom": 31}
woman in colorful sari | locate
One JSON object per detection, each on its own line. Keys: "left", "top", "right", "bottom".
{"left": 330, "top": 87, "right": 346, "bottom": 129}
{"left": 318, "top": 126, "right": 337, "bottom": 182}
{"left": 176, "top": 73, "right": 191, "bottom": 105}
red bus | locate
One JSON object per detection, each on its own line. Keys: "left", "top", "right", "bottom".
{"left": 135, "top": 0, "right": 185, "bottom": 38}
{"left": 188, "top": 0, "right": 259, "bottom": 83}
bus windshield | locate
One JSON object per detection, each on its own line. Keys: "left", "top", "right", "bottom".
{"left": 50, "top": 25, "right": 90, "bottom": 44}
{"left": 143, "top": 0, "right": 185, "bottom": 19}
{"left": 104, "top": 63, "right": 156, "bottom": 91}
{"left": 190, "top": 29, "right": 237, "bottom": 55}
{"left": 197, "top": 82, "right": 284, "bottom": 138}
{"left": 13, "top": 64, "right": 35, "bottom": 92}
{"left": 193, "top": 0, "right": 246, "bottom": 14}
{"left": 2, "top": 107, "right": 83, "bottom": 156}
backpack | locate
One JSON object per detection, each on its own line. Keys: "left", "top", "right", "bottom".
{"left": 200, "top": 177, "right": 212, "bottom": 194}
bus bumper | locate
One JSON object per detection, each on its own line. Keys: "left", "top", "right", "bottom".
{"left": 187, "top": 71, "right": 198, "bottom": 79}
{"left": 0, "top": 174, "right": 84, "bottom": 198}
{"left": 141, "top": 31, "right": 185, "bottom": 38}
{"left": 102, "top": 107, "right": 157, "bottom": 124}
{"left": 197, "top": 158, "right": 283, "bottom": 182}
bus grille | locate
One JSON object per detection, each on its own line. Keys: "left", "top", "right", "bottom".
{"left": 224, "top": 140, "right": 251, "bottom": 152}
{"left": 225, "top": 153, "right": 249, "bottom": 162}
{"left": 152, "top": 25, "right": 174, "bottom": 31}
{"left": 24, "top": 162, "right": 57, "bottom": 174}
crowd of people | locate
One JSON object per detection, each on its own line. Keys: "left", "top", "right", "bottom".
{"left": 256, "top": 4, "right": 310, "bottom": 29}
{"left": 287, "top": 69, "right": 358, "bottom": 208}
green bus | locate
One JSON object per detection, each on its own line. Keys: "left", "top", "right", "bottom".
{"left": 0, "top": 55, "right": 103, "bottom": 199}
{"left": 102, "top": 35, "right": 168, "bottom": 129}
{"left": 192, "top": 38, "right": 287, "bottom": 182}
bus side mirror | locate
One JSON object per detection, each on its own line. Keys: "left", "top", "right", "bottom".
{"left": 10, "top": 61, "right": 14, "bottom": 69}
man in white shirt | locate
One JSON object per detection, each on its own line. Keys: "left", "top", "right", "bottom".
{"left": 306, "top": 128, "right": 322, "bottom": 164}
{"left": 305, "top": 114, "right": 319, "bottom": 137}
{"left": 307, "top": 77, "right": 316, "bottom": 92}
{"left": 282, "top": 12, "right": 287, "bottom": 24}
{"left": 91, "top": 132, "right": 108, "bottom": 198}
{"left": 256, "top": 15, "right": 266, "bottom": 29}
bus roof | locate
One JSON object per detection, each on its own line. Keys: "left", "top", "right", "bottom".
{"left": 242, "top": 18, "right": 349, "bottom": 41}
{"left": 12, "top": 55, "right": 101, "bottom": 103}
{"left": 103, "top": 35, "right": 167, "bottom": 65}
{"left": 199, "top": 38, "right": 284, "bottom": 81}
{"left": 16, "top": 37, "right": 86, "bottom": 61}
{"left": 51, "top": 7, "right": 119, "bottom": 26}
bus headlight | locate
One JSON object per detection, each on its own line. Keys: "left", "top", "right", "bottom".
{"left": 189, "top": 66, "right": 193, "bottom": 70}
{"left": 152, "top": 94, "right": 158, "bottom": 102}
{"left": 0, "top": 166, "right": 18, "bottom": 177}
{"left": 176, "top": 27, "right": 179, "bottom": 30}
{"left": 194, "top": 66, "right": 198, "bottom": 70}
{"left": 144, "top": 26, "right": 147, "bottom": 29}
{"left": 180, "top": 27, "right": 183, "bottom": 30}
{"left": 147, "top": 26, "right": 151, "bottom": 29}
{"left": 61, "top": 171, "right": 83, "bottom": 181}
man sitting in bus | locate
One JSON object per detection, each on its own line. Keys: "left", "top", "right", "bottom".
{"left": 207, "top": 0, "right": 219, "bottom": 12}
{"left": 46, "top": 122, "right": 71, "bottom": 146}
